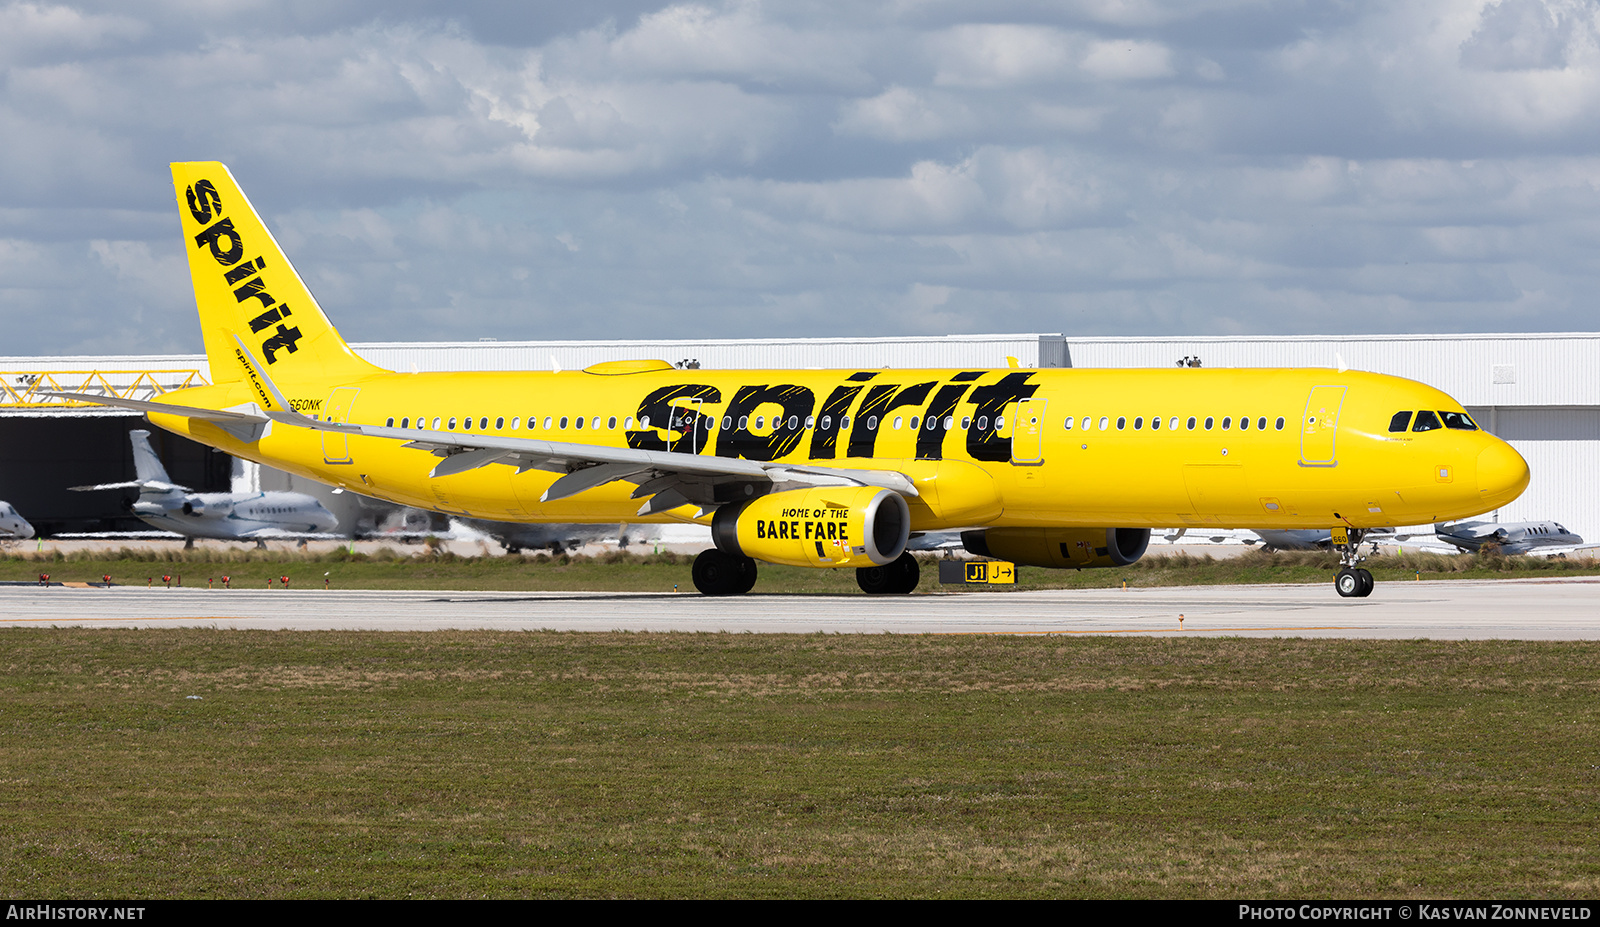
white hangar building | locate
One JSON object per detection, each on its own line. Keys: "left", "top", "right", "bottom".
{"left": 2, "top": 331, "right": 1592, "bottom": 540}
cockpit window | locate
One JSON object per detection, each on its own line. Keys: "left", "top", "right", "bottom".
{"left": 1389, "top": 411, "right": 1412, "bottom": 433}
{"left": 1441, "top": 411, "right": 1478, "bottom": 431}
{"left": 1412, "top": 410, "right": 1442, "bottom": 432}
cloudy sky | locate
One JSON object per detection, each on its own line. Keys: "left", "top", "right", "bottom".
{"left": 3, "top": 0, "right": 1599, "bottom": 356}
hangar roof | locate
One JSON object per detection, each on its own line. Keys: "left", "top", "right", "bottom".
{"left": 3, "top": 331, "right": 1596, "bottom": 413}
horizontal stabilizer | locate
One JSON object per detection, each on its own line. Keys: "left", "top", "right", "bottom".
{"left": 69, "top": 480, "right": 191, "bottom": 493}
{"left": 41, "top": 391, "right": 269, "bottom": 424}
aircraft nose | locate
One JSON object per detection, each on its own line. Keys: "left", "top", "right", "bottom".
{"left": 1476, "top": 439, "right": 1529, "bottom": 508}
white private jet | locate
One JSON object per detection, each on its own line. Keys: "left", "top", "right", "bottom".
{"left": 1253, "top": 527, "right": 1397, "bottom": 551}
{"left": 453, "top": 517, "right": 658, "bottom": 554}
{"left": 1434, "top": 520, "right": 1585, "bottom": 555}
{"left": 70, "top": 430, "right": 340, "bottom": 546}
{"left": 0, "top": 500, "right": 34, "bottom": 540}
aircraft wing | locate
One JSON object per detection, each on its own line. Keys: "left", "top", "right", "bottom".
{"left": 233, "top": 529, "right": 347, "bottom": 540}
{"left": 78, "top": 337, "right": 921, "bottom": 517}
{"left": 273, "top": 411, "right": 919, "bottom": 514}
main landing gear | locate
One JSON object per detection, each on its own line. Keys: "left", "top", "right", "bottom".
{"left": 689, "top": 549, "right": 923, "bottom": 596}
{"left": 692, "top": 549, "right": 757, "bottom": 596}
{"left": 1333, "top": 528, "right": 1374, "bottom": 598}
{"left": 855, "top": 552, "right": 921, "bottom": 595}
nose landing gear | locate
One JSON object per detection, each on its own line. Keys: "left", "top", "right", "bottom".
{"left": 1333, "top": 527, "right": 1374, "bottom": 597}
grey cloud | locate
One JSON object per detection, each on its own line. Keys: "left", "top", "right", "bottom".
{"left": 1460, "top": 0, "right": 1590, "bottom": 70}
{"left": 5, "top": 0, "right": 1600, "bottom": 358}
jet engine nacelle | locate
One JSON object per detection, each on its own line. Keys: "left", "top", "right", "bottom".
{"left": 712, "top": 485, "right": 910, "bottom": 568}
{"left": 962, "top": 527, "right": 1151, "bottom": 569}
{"left": 182, "top": 497, "right": 234, "bottom": 519}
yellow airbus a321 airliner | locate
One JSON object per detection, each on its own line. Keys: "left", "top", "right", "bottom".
{"left": 55, "top": 163, "right": 1530, "bottom": 598}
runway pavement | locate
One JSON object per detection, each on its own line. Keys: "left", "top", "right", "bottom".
{"left": 2, "top": 576, "right": 1597, "bottom": 638}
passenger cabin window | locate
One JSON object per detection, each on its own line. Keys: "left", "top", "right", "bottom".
{"left": 1063, "top": 417, "right": 1074, "bottom": 430}
{"left": 1186, "top": 417, "right": 1196, "bottom": 430}
{"left": 1412, "top": 410, "right": 1442, "bottom": 432}
{"left": 1389, "top": 411, "right": 1413, "bottom": 433}
{"left": 1257, "top": 417, "right": 1267, "bottom": 430}
{"left": 1441, "top": 411, "right": 1478, "bottom": 431}
{"left": 1275, "top": 417, "right": 1285, "bottom": 430}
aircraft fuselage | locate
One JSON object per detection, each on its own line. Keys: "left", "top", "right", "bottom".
{"left": 152, "top": 364, "right": 1527, "bottom": 534}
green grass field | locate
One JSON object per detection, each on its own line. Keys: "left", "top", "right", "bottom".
{"left": 1, "top": 630, "right": 1597, "bottom": 898}
{"left": 5, "top": 545, "right": 1599, "bottom": 593}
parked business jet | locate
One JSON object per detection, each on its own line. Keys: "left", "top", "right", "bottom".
{"left": 454, "top": 517, "right": 654, "bottom": 553}
{"left": 0, "top": 500, "right": 34, "bottom": 540}
{"left": 49, "top": 163, "right": 1530, "bottom": 597}
{"left": 1434, "top": 520, "right": 1584, "bottom": 555}
{"left": 70, "top": 429, "right": 339, "bottom": 545}
{"left": 1253, "top": 527, "right": 1396, "bottom": 551}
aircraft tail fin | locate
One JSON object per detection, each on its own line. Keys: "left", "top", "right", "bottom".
{"left": 170, "top": 162, "right": 384, "bottom": 387}
{"left": 129, "top": 429, "right": 173, "bottom": 485}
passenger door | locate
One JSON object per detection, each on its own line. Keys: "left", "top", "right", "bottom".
{"left": 1299, "top": 386, "right": 1346, "bottom": 467}
{"left": 322, "top": 387, "right": 360, "bottom": 464}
